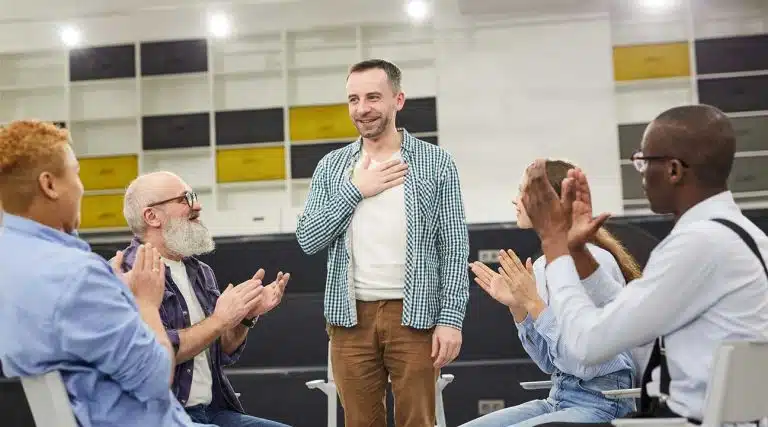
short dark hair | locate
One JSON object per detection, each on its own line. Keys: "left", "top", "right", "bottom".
{"left": 348, "top": 59, "right": 402, "bottom": 92}
{"left": 650, "top": 104, "right": 735, "bottom": 189}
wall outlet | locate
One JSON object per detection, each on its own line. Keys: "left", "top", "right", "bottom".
{"left": 477, "top": 399, "right": 505, "bottom": 415}
{"left": 478, "top": 249, "right": 500, "bottom": 263}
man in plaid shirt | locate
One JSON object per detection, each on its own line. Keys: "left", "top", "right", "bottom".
{"left": 296, "top": 59, "right": 470, "bottom": 427}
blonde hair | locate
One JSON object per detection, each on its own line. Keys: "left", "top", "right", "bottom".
{"left": 544, "top": 159, "right": 642, "bottom": 282}
{"left": 0, "top": 120, "right": 70, "bottom": 212}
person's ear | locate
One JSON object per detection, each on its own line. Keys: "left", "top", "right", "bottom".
{"left": 38, "top": 171, "right": 60, "bottom": 201}
{"left": 668, "top": 160, "right": 684, "bottom": 185}
{"left": 143, "top": 207, "right": 163, "bottom": 228}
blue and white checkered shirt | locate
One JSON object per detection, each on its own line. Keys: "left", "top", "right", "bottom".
{"left": 296, "top": 129, "right": 470, "bottom": 330}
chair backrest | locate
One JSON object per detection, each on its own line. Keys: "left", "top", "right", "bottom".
{"left": 20, "top": 371, "right": 78, "bottom": 427}
{"left": 701, "top": 340, "right": 768, "bottom": 425}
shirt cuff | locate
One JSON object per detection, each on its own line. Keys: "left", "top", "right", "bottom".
{"left": 514, "top": 313, "right": 535, "bottom": 329}
{"left": 533, "top": 307, "right": 557, "bottom": 339}
{"left": 544, "top": 255, "right": 580, "bottom": 294}
{"left": 436, "top": 307, "right": 465, "bottom": 331}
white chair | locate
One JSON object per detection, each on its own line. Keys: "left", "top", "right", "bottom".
{"left": 20, "top": 371, "right": 78, "bottom": 427}
{"left": 519, "top": 379, "right": 641, "bottom": 400}
{"left": 611, "top": 340, "right": 768, "bottom": 427}
{"left": 306, "top": 343, "right": 455, "bottom": 427}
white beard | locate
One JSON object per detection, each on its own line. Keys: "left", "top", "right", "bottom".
{"left": 162, "top": 216, "right": 215, "bottom": 258}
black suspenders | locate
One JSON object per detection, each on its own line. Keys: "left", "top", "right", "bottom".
{"left": 638, "top": 218, "right": 768, "bottom": 422}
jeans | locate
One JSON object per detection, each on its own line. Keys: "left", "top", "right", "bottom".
{"left": 186, "top": 405, "right": 291, "bottom": 427}
{"left": 459, "top": 369, "right": 635, "bottom": 427}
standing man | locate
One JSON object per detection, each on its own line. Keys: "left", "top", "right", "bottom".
{"left": 0, "top": 120, "right": 198, "bottom": 426}
{"left": 119, "top": 171, "right": 292, "bottom": 427}
{"left": 296, "top": 59, "right": 470, "bottom": 427}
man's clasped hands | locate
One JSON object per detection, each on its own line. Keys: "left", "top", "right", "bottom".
{"left": 469, "top": 159, "right": 612, "bottom": 318}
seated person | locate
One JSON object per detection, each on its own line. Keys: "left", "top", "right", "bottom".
{"left": 463, "top": 160, "right": 639, "bottom": 427}
{"left": 0, "top": 120, "right": 205, "bottom": 427}
{"left": 507, "top": 105, "right": 768, "bottom": 424}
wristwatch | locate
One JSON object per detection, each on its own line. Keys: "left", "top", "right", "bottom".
{"left": 240, "top": 317, "right": 257, "bottom": 328}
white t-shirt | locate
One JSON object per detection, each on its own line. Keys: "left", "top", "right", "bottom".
{"left": 349, "top": 151, "right": 407, "bottom": 301}
{"left": 164, "top": 258, "right": 213, "bottom": 407}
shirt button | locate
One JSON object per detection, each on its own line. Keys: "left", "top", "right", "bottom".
{"left": 187, "top": 369, "right": 191, "bottom": 373}
{"left": 183, "top": 311, "right": 188, "bottom": 315}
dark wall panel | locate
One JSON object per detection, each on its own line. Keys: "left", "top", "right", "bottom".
{"left": 618, "top": 123, "right": 647, "bottom": 159}
{"left": 215, "top": 108, "right": 285, "bottom": 146}
{"left": 142, "top": 112, "right": 210, "bottom": 150}
{"left": 695, "top": 34, "right": 768, "bottom": 75}
{"left": 140, "top": 39, "right": 208, "bottom": 76}
{"left": 396, "top": 97, "right": 437, "bottom": 133}
{"left": 69, "top": 44, "right": 136, "bottom": 81}
{"left": 621, "top": 164, "right": 644, "bottom": 200}
{"left": 697, "top": 75, "right": 768, "bottom": 113}
{"left": 731, "top": 115, "right": 768, "bottom": 152}
{"left": 290, "top": 141, "right": 350, "bottom": 179}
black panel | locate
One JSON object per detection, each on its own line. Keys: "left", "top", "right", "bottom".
{"left": 697, "top": 75, "right": 768, "bottom": 113}
{"left": 142, "top": 113, "right": 210, "bottom": 150}
{"left": 69, "top": 44, "right": 136, "bottom": 81}
{"left": 732, "top": 115, "right": 768, "bottom": 152}
{"left": 140, "top": 39, "right": 208, "bottom": 76}
{"left": 729, "top": 156, "right": 768, "bottom": 193}
{"left": 396, "top": 97, "right": 437, "bottom": 133}
{"left": 290, "top": 141, "right": 350, "bottom": 179}
{"left": 0, "top": 380, "right": 34, "bottom": 427}
{"left": 215, "top": 108, "right": 284, "bottom": 146}
{"left": 618, "top": 123, "right": 647, "bottom": 159}
{"left": 621, "top": 164, "right": 644, "bottom": 200}
{"left": 420, "top": 135, "right": 438, "bottom": 145}
{"left": 695, "top": 34, "right": 768, "bottom": 75}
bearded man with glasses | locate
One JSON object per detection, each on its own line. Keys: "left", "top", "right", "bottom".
{"left": 116, "top": 171, "right": 293, "bottom": 427}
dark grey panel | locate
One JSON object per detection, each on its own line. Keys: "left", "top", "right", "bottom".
{"left": 215, "top": 108, "right": 284, "bottom": 146}
{"left": 69, "top": 44, "right": 136, "bottom": 81}
{"left": 290, "top": 141, "right": 350, "bottom": 179}
{"left": 695, "top": 34, "right": 768, "bottom": 75}
{"left": 420, "top": 135, "right": 438, "bottom": 145}
{"left": 142, "top": 112, "right": 210, "bottom": 150}
{"left": 618, "top": 123, "right": 648, "bottom": 159}
{"left": 0, "top": 380, "right": 34, "bottom": 427}
{"left": 396, "top": 97, "right": 437, "bottom": 133}
{"left": 697, "top": 75, "right": 768, "bottom": 113}
{"left": 140, "top": 39, "right": 208, "bottom": 76}
{"left": 732, "top": 115, "right": 768, "bottom": 152}
{"left": 621, "top": 163, "right": 645, "bottom": 200}
{"left": 729, "top": 156, "right": 768, "bottom": 193}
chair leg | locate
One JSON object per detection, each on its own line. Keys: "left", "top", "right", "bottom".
{"left": 435, "top": 373, "right": 454, "bottom": 427}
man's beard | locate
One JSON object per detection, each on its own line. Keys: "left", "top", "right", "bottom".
{"left": 355, "top": 113, "right": 390, "bottom": 139}
{"left": 163, "top": 216, "right": 215, "bottom": 258}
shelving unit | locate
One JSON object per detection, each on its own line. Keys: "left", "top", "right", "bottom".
{"left": 0, "top": 23, "right": 439, "bottom": 234}
{"left": 611, "top": 1, "right": 768, "bottom": 215}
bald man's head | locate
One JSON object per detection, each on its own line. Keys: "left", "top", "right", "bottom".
{"left": 123, "top": 171, "right": 187, "bottom": 235}
{"left": 644, "top": 104, "right": 735, "bottom": 189}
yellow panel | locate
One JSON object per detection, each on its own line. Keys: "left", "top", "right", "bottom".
{"left": 80, "top": 194, "right": 127, "bottom": 229}
{"left": 216, "top": 146, "right": 286, "bottom": 183}
{"left": 613, "top": 42, "right": 691, "bottom": 81}
{"left": 78, "top": 155, "right": 138, "bottom": 191}
{"left": 289, "top": 104, "right": 358, "bottom": 141}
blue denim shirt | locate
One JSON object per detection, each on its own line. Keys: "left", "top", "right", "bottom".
{"left": 0, "top": 214, "right": 194, "bottom": 426}
{"left": 119, "top": 237, "right": 246, "bottom": 412}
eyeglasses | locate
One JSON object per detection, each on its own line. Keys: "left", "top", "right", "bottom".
{"left": 147, "top": 191, "right": 198, "bottom": 208}
{"left": 630, "top": 150, "right": 689, "bottom": 173}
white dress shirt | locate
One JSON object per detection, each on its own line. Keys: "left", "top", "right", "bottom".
{"left": 544, "top": 191, "right": 768, "bottom": 420}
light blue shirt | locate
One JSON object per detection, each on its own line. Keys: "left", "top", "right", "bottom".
{"left": 515, "top": 243, "right": 636, "bottom": 381}
{"left": 0, "top": 214, "right": 195, "bottom": 427}
{"left": 544, "top": 191, "right": 768, "bottom": 419}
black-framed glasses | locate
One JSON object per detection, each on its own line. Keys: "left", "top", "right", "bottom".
{"left": 147, "top": 191, "right": 198, "bottom": 208}
{"left": 630, "top": 150, "right": 689, "bottom": 173}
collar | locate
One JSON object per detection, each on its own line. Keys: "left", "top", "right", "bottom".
{"left": 674, "top": 190, "right": 740, "bottom": 229}
{"left": 349, "top": 128, "right": 416, "bottom": 157}
{"left": 1, "top": 213, "right": 90, "bottom": 252}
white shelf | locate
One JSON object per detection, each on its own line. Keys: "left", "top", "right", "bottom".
{"left": 70, "top": 118, "right": 140, "bottom": 157}
{"left": 70, "top": 78, "right": 137, "bottom": 122}
{"left": 141, "top": 72, "right": 210, "bottom": 116}
{"left": 0, "top": 86, "right": 67, "bottom": 123}
{"left": 0, "top": 50, "right": 67, "bottom": 89}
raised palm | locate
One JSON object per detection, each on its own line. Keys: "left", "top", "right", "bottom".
{"left": 469, "top": 261, "right": 519, "bottom": 307}
{"left": 563, "top": 168, "right": 610, "bottom": 249}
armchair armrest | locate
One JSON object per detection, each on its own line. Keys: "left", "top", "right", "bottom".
{"left": 519, "top": 380, "right": 553, "bottom": 390}
{"left": 602, "top": 388, "right": 642, "bottom": 399}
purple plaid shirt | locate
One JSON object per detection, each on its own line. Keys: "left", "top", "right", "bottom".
{"left": 120, "top": 237, "right": 246, "bottom": 412}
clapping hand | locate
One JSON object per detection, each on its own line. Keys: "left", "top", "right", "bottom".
{"left": 520, "top": 159, "right": 571, "bottom": 240}
{"left": 110, "top": 243, "right": 166, "bottom": 308}
{"left": 469, "top": 260, "right": 520, "bottom": 308}
{"left": 247, "top": 270, "right": 290, "bottom": 317}
{"left": 497, "top": 249, "right": 546, "bottom": 316}
{"left": 564, "top": 167, "right": 611, "bottom": 250}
